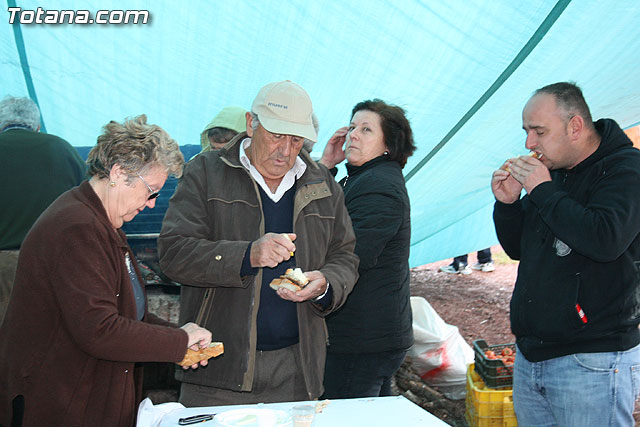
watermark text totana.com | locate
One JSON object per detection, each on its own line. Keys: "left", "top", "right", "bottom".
{"left": 7, "top": 7, "right": 150, "bottom": 24}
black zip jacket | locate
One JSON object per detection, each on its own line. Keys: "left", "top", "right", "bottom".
{"left": 494, "top": 119, "right": 640, "bottom": 362}
{"left": 326, "top": 156, "right": 414, "bottom": 354}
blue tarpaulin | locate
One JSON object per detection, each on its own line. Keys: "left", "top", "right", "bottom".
{"left": 3, "top": 0, "right": 640, "bottom": 266}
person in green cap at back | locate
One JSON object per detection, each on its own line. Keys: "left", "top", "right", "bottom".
{"left": 199, "top": 106, "right": 247, "bottom": 153}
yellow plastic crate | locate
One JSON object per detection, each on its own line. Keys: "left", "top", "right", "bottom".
{"left": 465, "top": 363, "right": 517, "bottom": 427}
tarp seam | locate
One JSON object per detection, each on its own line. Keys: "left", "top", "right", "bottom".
{"left": 625, "top": 121, "right": 640, "bottom": 130}
{"left": 404, "top": 0, "right": 572, "bottom": 182}
{"left": 7, "top": 0, "right": 46, "bottom": 132}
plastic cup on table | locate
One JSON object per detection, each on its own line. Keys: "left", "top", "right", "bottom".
{"left": 292, "top": 405, "right": 315, "bottom": 427}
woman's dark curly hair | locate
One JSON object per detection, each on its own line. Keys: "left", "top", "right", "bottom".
{"left": 351, "top": 99, "right": 416, "bottom": 168}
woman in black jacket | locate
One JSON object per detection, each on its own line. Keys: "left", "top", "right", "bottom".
{"left": 319, "top": 99, "right": 416, "bottom": 398}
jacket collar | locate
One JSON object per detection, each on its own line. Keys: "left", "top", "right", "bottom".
{"left": 345, "top": 155, "right": 391, "bottom": 177}
{"left": 2, "top": 124, "right": 34, "bottom": 132}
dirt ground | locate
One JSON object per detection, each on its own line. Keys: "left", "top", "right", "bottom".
{"left": 410, "top": 246, "right": 516, "bottom": 347}
{"left": 407, "top": 245, "right": 640, "bottom": 426}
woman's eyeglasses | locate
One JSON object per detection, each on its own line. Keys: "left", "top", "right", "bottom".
{"left": 137, "top": 174, "right": 160, "bottom": 200}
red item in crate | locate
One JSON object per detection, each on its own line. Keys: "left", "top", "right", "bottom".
{"left": 484, "top": 347, "right": 514, "bottom": 365}
{"left": 473, "top": 339, "right": 515, "bottom": 388}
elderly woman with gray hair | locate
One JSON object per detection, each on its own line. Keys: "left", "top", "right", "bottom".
{"left": 0, "top": 115, "right": 212, "bottom": 427}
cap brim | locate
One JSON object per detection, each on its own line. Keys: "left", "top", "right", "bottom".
{"left": 259, "top": 116, "right": 317, "bottom": 142}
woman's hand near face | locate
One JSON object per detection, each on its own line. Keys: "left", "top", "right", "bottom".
{"left": 319, "top": 127, "right": 349, "bottom": 169}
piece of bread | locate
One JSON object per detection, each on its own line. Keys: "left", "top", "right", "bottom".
{"left": 178, "top": 342, "right": 224, "bottom": 367}
{"left": 284, "top": 267, "right": 309, "bottom": 287}
{"left": 269, "top": 267, "right": 309, "bottom": 291}
{"left": 269, "top": 277, "right": 303, "bottom": 291}
{"left": 502, "top": 151, "right": 542, "bottom": 172}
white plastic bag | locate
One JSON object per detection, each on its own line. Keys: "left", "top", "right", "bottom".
{"left": 407, "top": 296, "right": 474, "bottom": 400}
{"left": 137, "top": 397, "right": 185, "bottom": 427}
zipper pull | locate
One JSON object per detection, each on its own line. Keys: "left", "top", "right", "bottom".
{"left": 576, "top": 303, "right": 588, "bottom": 323}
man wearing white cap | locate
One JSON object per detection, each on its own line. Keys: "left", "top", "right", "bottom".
{"left": 159, "top": 80, "right": 359, "bottom": 405}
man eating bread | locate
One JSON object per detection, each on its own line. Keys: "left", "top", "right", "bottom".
{"left": 159, "top": 80, "right": 359, "bottom": 406}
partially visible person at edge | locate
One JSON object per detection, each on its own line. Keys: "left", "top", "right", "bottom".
{"left": 0, "top": 115, "right": 213, "bottom": 427}
{"left": 492, "top": 81, "right": 640, "bottom": 426}
{"left": 0, "top": 96, "right": 86, "bottom": 322}
{"left": 199, "top": 106, "right": 247, "bottom": 153}
{"left": 158, "top": 80, "right": 359, "bottom": 406}
{"left": 439, "top": 248, "right": 495, "bottom": 275}
{"left": 318, "top": 99, "right": 416, "bottom": 398}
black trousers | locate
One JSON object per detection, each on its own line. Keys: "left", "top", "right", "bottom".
{"left": 321, "top": 349, "right": 407, "bottom": 399}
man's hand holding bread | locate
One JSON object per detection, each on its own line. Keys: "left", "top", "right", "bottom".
{"left": 493, "top": 151, "right": 550, "bottom": 203}
{"left": 273, "top": 269, "right": 329, "bottom": 303}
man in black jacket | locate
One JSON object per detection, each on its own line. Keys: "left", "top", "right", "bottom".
{"left": 492, "top": 82, "right": 640, "bottom": 426}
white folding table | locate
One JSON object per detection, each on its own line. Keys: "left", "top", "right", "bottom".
{"left": 158, "top": 395, "right": 448, "bottom": 426}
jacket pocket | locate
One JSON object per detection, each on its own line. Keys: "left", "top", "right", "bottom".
{"left": 525, "top": 272, "right": 587, "bottom": 341}
{"left": 298, "top": 213, "right": 335, "bottom": 267}
{"left": 195, "top": 288, "right": 216, "bottom": 326}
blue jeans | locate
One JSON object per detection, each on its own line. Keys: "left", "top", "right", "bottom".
{"left": 513, "top": 344, "right": 640, "bottom": 426}
{"left": 321, "top": 349, "right": 407, "bottom": 399}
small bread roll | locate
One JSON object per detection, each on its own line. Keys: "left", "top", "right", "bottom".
{"left": 178, "top": 342, "right": 224, "bottom": 367}
{"left": 269, "top": 267, "right": 309, "bottom": 291}
{"left": 502, "top": 151, "right": 542, "bottom": 172}
{"left": 269, "top": 277, "right": 303, "bottom": 292}
{"left": 284, "top": 267, "right": 309, "bottom": 287}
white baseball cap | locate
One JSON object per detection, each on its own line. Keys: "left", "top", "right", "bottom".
{"left": 251, "top": 80, "right": 317, "bottom": 142}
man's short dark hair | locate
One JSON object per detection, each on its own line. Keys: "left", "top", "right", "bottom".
{"left": 535, "top": 82, "right": 594, "bottom": 130}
